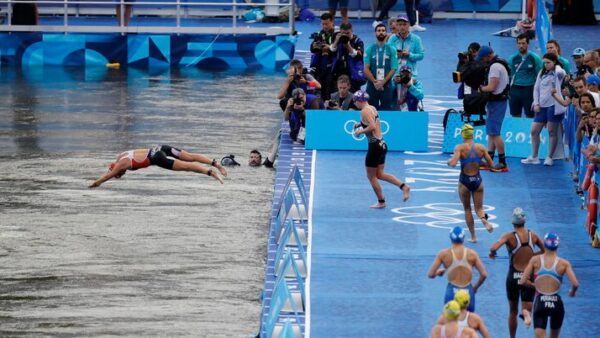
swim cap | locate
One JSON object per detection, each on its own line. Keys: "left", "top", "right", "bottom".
{"left": 352, "top": 90, "right": 370, "bottom": 102}
{"left": 512, "top": 207, "right": 526, "bottom": 225}
{"left": 461, "top": 124, "right": 474, "bottom": 139}
{"left": 544, "top": 233, "right": 560, "bottom": 250}
{"left": 449, "top": 226, "right": 465, "bottom": 244}
{"left": 454, "top": 290, "right": 470, "bottom": 310}
{"left": 443, "top": 301, "right": 461, "bottom": 320}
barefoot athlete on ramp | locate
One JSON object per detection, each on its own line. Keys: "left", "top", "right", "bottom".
{"left": 447, "top": 124, "right": 495, "bottom": 242}
{"left": 352, "top": 90, "right": 411, "bottom": 208}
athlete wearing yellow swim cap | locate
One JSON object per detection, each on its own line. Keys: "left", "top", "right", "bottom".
{"left": 447, "top": 123, "right": 496, "bottom": 242}
{"left": 435, "top": 290, "right": 492, "bottom": 338}
{"left": 461, "top": 124, "right": 474, "bottom": 139}
{"left": 430, "top": 301, "right": 478, "bottom": 338}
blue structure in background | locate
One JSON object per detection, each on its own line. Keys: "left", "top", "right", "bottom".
{"left": 0, "top": 33, "right": 295, "bottom": 70}
{"left": 442, "top": 113, "right": 554, "bottom": 158}
{"left": 305, "top": 110, "right": 428, "bottom": 152}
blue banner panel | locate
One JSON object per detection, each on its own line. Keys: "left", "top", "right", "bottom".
{"left": 305, "top": 110, "right": 428, "bottom": 151}
{"left": 0, "top": 33, "right": 294, "bottom": 71}
{"left": 442, "top": 112, "right": 553, "bottom": 158}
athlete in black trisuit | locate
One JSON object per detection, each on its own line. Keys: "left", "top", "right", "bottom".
{"left": 489, "top": 207, "right": 545, "bottom": 338}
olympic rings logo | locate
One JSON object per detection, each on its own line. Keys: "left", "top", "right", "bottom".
{"left": 344, "top": 119, "right": 390, "bottom": 141}
{"left": 390, "top": 203, "right": 498, "bottom": 230}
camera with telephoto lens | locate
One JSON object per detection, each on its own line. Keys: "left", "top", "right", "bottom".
{"left": 293, "top": 92, "right": 303, "bottom": 106}
{"left": 338, "top": 33, "right": 350, "bottom": 45}
{"left": 400, "top": 74, "right": 411, "bottom": 85}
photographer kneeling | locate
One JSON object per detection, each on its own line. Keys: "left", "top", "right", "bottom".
{"left": 284, "top": 88, "right": 307, "bottom": 144}
{"left": 394, "top": 65, "right": 424, "bottom": 111}
{"left": 278, "top": 59, "right": 322, "bottom": 112}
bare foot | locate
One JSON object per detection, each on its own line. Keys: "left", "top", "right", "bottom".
{"left": 370, "top": 202, "right": 386, "bottom": 209}
{"left": 215, "top": 163, "right": 228, "bottom": 177}
{"left": 208, "top": 170, "right": 224, "bottom": 184}
{"left": 482, "top": 217, "right": 493, "bottom": 233}
{"left": 468, "top": 238, "right": 477, "bottom": 243}
{"left": 522, "top": 309, "right": 532, "bottom": 329}
{"left": 401, "top": 184, "right": 411, "bottom": 202}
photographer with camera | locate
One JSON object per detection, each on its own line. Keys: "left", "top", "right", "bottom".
{"left": 325, "top": 75, "right": 356, "bottom": 110}
{"left": 388, "top": 15, "right": 425, "bottom": 78}
{"left": 364, "top": 24, "right": 398, "bottom": 111}
{"left": 277, "top": 59, "right": 322, "bottom": 112}
{"left": 507, "top": 34, "right": 543, "bottom": 118}
{"left": 477, "top": 46, "right": 511, "bottom": 172}
{"left": 284, "top": 88, "right": 307, "bottom": 144}
{"left": 329, "top": 22, "right": 365, "bottom": 94}
{"left": 394, "top": 65, "right": 424, "bottom": 111}
{"left": 310, "top": 13, "right": 336, "bottom": 100}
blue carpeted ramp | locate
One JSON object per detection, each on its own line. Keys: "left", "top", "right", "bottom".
{"left": 308, "top": 151, "right": 600, "bottom": 337}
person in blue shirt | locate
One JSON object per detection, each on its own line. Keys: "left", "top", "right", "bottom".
{"left": 508, "top": 33, "right": 543, "bottom": 118}
{"left": 387, "top": 15, "right": 425, "bottom": 78}
{"left": 364, "top": 24, "right": 398, "bottom": 111}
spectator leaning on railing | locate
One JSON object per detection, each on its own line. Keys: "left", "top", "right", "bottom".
{"left": 507, "top": 33, "right": 543, "bottom": 118}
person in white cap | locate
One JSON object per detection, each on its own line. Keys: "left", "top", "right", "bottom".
{"left": 489, "top": 207, "right": 545, "bottom": 338}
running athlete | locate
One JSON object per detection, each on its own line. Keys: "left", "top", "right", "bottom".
{"left": 427, "top": 226, "right": 488, "bottom": 312}
{"left": 352, "top": 90, "right": 410, "bottom": 208}
{"left": 519, "top": 233, "right": 579, "bottom": 337}
{"left": 436, "top": 290, "right": 491, "bottom": 338}
{"left": 447, "top": 124, "right": 495, "bottom": 242}
{"left": 89, "top": 145, "right": 227, "bottom": 188}
{"left": 430, "top": 301, "right": 478, "bottom": 338}
{"left": 489, "top": 207, "right": 545, "bottom": 338}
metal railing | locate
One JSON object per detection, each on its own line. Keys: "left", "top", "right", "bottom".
{"left": 0, "top": 0, "right": 295, "bottom": 35}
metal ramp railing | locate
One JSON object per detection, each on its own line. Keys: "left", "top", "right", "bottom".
{"left": 0, "top": 0, "right": 295, "bottom": 35}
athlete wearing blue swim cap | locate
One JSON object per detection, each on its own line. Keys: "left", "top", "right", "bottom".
{"left": 543, "top": 232, "right": 560, "bottom": 250}
{"left": 519, "top": 232, "right": 579, "bottom": 337}
{"left": 449, "top": 226, "right": 466, "bottom": 244}
{"left": 428, "top": 226, "right": 488, "bottom": 313}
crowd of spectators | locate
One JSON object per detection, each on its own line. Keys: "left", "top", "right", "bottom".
{"left": 279, "top": 13, "right": 427, "bottom": 143}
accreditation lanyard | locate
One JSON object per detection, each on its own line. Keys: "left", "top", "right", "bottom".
{"left": 375, "top": 47, "right": 387, "bottom": 81}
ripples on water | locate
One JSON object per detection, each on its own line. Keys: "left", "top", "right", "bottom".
{"left": 0, "top": 67, "right": 283, "bottom": 336}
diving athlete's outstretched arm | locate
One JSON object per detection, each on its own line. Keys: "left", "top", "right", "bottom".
{"left": 89, "top": 159, "right": 128, "bottom": 188}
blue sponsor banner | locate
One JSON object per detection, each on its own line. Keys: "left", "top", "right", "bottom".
{"left": 442, "top": 112, "right": 553, "bottom": 158}
{"left": 305, "top": 110, "right": 428, "bottom": 152}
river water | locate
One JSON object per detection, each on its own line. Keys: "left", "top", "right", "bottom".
{"left": 0, "top": 67, "right": 282, "bottom": 337}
